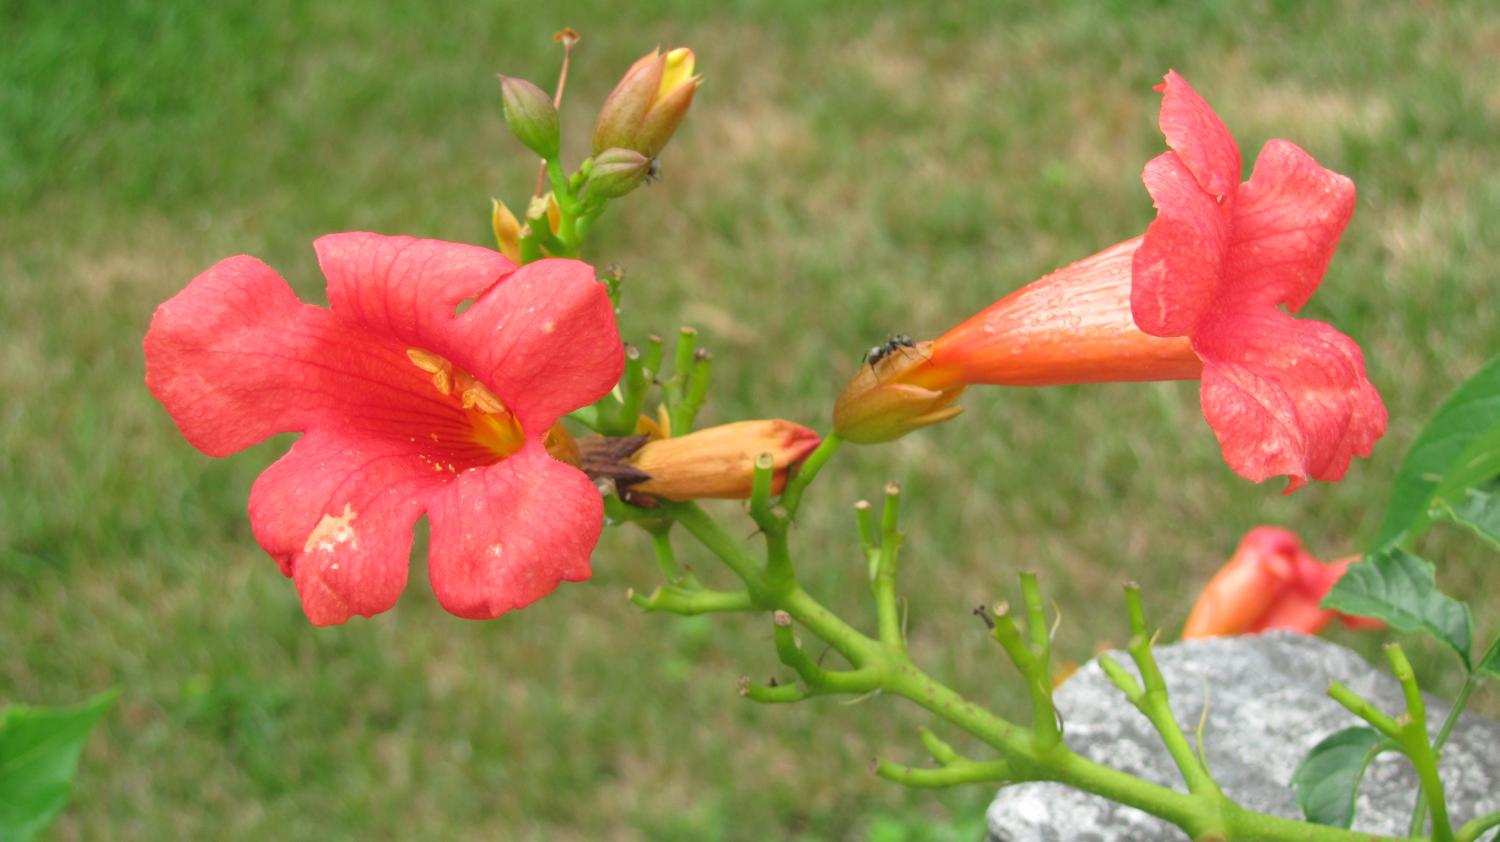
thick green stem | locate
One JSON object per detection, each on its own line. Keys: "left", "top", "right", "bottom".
{"left": 1386, "top": 645, "right": 1454, "bottom": 842}
{"left": 1410, "top": 676, "right": 1480, "bottom": 836}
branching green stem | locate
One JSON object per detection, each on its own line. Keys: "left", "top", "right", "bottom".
{"left": 1119, "top": 584, "right": 1222, "bottom": 799}
{"left": 625, "top": 479, "right": 1415, "bottom": 842}
{"left": 780, "top": 432, "right": 842, "bottom": 517}
{"left": 1457, "top": 810, "right": 1500, "bottom": 842}
{"left": 874, "top": 757, "right": 1013, "bottom": 788}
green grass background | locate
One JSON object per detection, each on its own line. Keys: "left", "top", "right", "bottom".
{"left": 4, "top": 1, "right": 1499, "bottom": 839}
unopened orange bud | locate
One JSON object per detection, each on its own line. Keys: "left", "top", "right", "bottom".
{"left": 592, "top": 47, "right": 699, "bottom": 157}
{"left": 628, "top": 419, "right": 820, "bottom": 501}
{"left": 833, "top": 341, "right": 966, "bottom": 444}
{"left": 491, "top": 198, "right": 522, "bottom": 263}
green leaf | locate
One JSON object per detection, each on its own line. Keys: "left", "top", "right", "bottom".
{"left": 1480, "top": 636, "right": 1500, "bottom": 681}
{"left": 1432, "top": 486, "right": 1500, "bottom": 552}
{"left": 1371, "top": 353, "right": 1500, "bottom": 551}
{"left": 0, "top": 690, "right": 117, "bottom": 842}
{"left": 1291, "top": 726, "right": 1390, "bottom": 827}
{"left": 1322, "top": 548, "right": 1473, "bottom": 666}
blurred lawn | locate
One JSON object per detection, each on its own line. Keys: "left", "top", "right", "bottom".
{"left": 4, "top": 1, "right": 1499, "bottom": 839}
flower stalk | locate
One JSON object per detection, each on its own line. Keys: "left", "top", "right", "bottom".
{"left": 622, "top": 461, "right": 1419, "bottom": 842}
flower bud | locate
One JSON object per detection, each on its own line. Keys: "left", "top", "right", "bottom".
{"left": 585, "top": 148, "right": 654, "bottom": 199}
{"left": 628, "top": 419, "right": 820, "bottom": 501}
{"left": 592, "top": 47, "right": 699, "bottom": 157}
{"left": 491, "top": 198, "right": 522, "bottom": 263}
{"left": 498, "top": 75, "right": 561, "bottom": 159}
{"left": 833, "top": 341, "right": 966, "bottom": 444}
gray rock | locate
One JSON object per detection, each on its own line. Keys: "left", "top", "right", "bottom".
{"left": 986, "top": 632, "right": 1500, "bottom": 841}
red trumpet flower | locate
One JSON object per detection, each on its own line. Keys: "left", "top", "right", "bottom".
{"left": 145, "top": 233, "right": 623, "bottom": 625}
{"left": 1182, "top": 526, "right": 1382, "bottom": 639}
{"left": 930, "top": 71, "right": 1385, "bottom": 490}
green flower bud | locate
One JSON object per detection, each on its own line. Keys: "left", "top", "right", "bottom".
{"left": 498, "top": 75, "right": 560, "bottom": 159}
{"left": 585, "top": 148, "right": 654, "bottom": 199}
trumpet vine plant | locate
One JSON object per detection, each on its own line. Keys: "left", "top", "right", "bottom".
{"left": 110, "top": 30, "right": 1500, "bottom": 842}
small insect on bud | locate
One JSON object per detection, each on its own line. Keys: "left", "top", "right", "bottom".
{"left": 498, "top": 75, "right": 561, "bottom": 159}
{"left": 833, "top": 339, "right": 966, "bottom": 444}
{"left": 585, "top": 147, "right": 655, "bottom": 199}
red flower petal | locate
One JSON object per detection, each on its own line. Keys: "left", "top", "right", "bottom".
{"left": 1195, "top": 308, "right": 1386, "bottom": 491}
{"left": 1132, "top": 152, "right": 1235, "bottom": 337}
{"left": 1223, "top": 139, "right": 1357, "bottom": 313}
{"left": 1155, "top": 70, "right": 1241, "bottom": 202}
{"left": 1251, "top": 591, "right": 1333, "bottom": 634}
{"left": 145, "top": 254, "right": 500, "bottom": 462}
{"left": 425, "top": 444, "right": 601, "bottom": 619}
{"left": 247, "top": 431, "right": 443, "bottom": 626}
{"left": 315, "top": 232, "right": 516, "bottom": 349}
{"left": 144, "top": 256, "right": 317, "bottom": 455}
{"left": 149, "top": 237, "right": 624, "bottom": 625}
{"left": 449, "top": 258, "right": 624, "bottom": 433}
{"left": 317, "top": 234, "right": 622, "bottom": 434}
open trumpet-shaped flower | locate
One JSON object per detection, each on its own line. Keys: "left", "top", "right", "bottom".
{"left": 1131, "top": 71, "right": 1386, "bottom": 490}
{"left": 921, "top": 71, "right": 1384, "bottom": 490}
{"left": 1182, "top": 526, "right": 1381, "bottom": 639}
{"left": 145, "top": 233, "right": 623, "bottom": 625}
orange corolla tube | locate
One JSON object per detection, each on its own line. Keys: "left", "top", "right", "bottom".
{"left": 931, "top": 237, "right": 1202, "bottom": 386}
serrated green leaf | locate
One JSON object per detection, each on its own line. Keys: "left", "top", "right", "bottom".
{"left": 1322, "top": 548, "right": 1473, "bottom": 666}
{"left": 1480, "top": 636, "right": 1500, "bottom": 681}
{"left": 1432, "top": 486, "right": 1500, "bottom": 552}
{"left": 0, "top": 690, "right": 117, "bottom": 842}
{"left": 1291, "top": 726, "right": 1389, "bottom": 828}
{"left": 1371, "top": 353, "right": 1500, "bottom": 551}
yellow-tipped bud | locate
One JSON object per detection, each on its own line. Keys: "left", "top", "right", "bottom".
{"left": 491, "top": 199, "right": 522, "bottom": 263}
{"left": 832, "top": 341, "right": 966, "bottom": 444}
{"left": 592, "top": 47, "right": 700, "bottom": 158}
{"left": 628, "top": 419, "right": 820, "bottom": 501}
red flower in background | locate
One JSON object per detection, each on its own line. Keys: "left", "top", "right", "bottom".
{"left": 1132, "top": 71, "right": 1386, "bottom": 491}
{"left": 145, "top": 233, "right": 623, "bottom": 625}
{"left": 1181, "top": 526, "right": 1381, "bottom": 639}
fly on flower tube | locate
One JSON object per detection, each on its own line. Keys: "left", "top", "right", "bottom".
{"left": 145, "top": 234, "right": 623, "bottom": 626}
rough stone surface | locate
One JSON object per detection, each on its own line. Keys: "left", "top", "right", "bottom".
{"left": 986, "top": 632, "right": 1500, "bottom": 841}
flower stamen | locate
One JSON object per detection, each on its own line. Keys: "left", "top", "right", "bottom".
{"left": 408, "top": 348, "right": 526, "bottom": 459}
